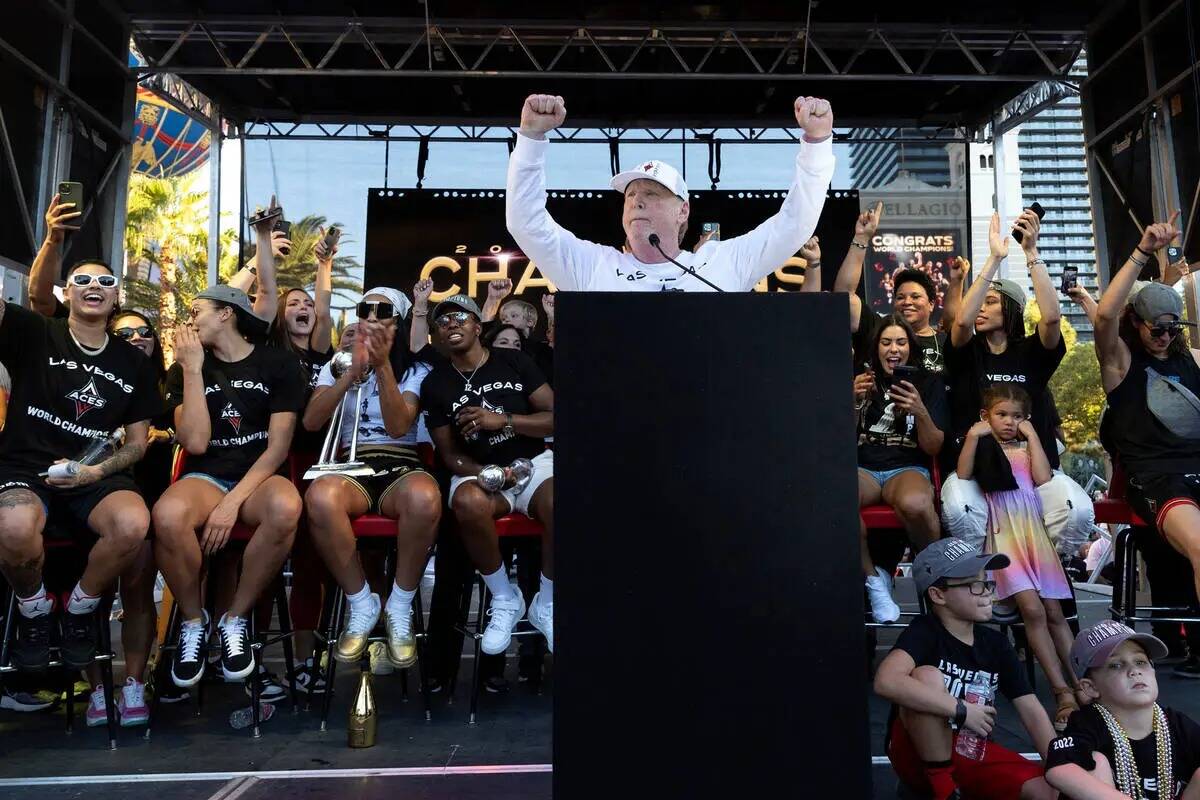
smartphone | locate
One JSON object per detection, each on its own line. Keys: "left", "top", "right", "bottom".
{"left": 58, "top": 181, "right": 84, "bottom": 210}
{"left": 1168, "top": 245, "right": 1183, "bottom": 263}
{"left": 1012, "top": 202, "right": 1046, "bottom": 244}
{"left": 274, "top": 219, "right": 292, "bottom": 255}
{"left": 321, "top": 226, "right": 342, "bottom": 252}
{"left": 892, "top": 365, "right": 919, "bottom": 382}
{"left": 701, "top": 222, "right": 720, "bottom": 242}
{"left": 1060, "top": 265, "right": 1079, "bottom": 293}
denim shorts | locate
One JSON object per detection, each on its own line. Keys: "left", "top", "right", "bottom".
{"left": 180, "top": 472, "right": 238, "bottom": 493}
{"left": 858, "top": 465, "right": 930, "bottom": 488}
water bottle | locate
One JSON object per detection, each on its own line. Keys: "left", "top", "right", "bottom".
{"left": 47, "top": 429, "right": 125, "bottom": 479}
{"left": 954, "top": 670, "right": 993, "bottom": 761}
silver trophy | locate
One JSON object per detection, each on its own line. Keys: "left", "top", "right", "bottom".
{"left": 304, "top": 351, "right": 376, "bottom": 480}
{"left": 477, "top": 458, "right": 534, "bottom": 494}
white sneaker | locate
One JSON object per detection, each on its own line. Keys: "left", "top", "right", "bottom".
{"left": 480, "top": 592, "right": 526, "bottom": 656}
{"left": 117, "top": 677, "right": 149, "bottom": 727}
{"left": 368, "top": 642, "right": 394, "bottom": 675}
{"left": 85, "top": 686, "right": 110, "bottom": 728}
{"left": 528, "top": 591, "right": 553, "bottom": 654}
{"left": 866, "top": 567, "right": 901, "bottom": 623}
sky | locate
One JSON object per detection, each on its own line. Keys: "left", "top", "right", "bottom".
{"left": 212, "top": 131, "right": 855, "bottom": 308}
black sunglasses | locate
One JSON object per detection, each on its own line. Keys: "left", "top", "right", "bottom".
{"left": 356, "top": 301, "right": 395, "bottom": 320}
{"left": 1146, "top": 321, "right": 1183, "bottom": 339}
{"left": 113, "top": 325, "right": 153, "bottom": 340}
{"left": 69, "top": 273, "right": 118, "bottom": 288}
{"left": 435, "top": 311, "right": 475, "bottom": 328}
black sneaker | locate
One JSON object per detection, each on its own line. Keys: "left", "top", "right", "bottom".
{"left": 1174, "top": 654, "right": 1200, "bottom": 679}
{"left": 1, "top": 687, "right": 56, "bottom": 712}
{"left": 217, "top": 615, "right": 254, "bottom": 680}
{"left": 156, "top": 683, "right": 191, "bottom": 704}
{"left": 59, "top": 608, "right": 99, "bottom": 669}
{"left": 484, "top": 675, "right": 510, "bottom": 694}
{"left": 10, "top": 610, "right": 53, "bottom": 672}
{"left": 171, "top": 618, "right": 208, "bottom": 687}
{"left": 244, "top": 664, "right": 287, "bottom": 703}
{"left": 285, "top": 659, "right": 327, "bottom": 695}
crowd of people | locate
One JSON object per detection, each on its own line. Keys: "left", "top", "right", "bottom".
{"left": 1, "top": 92, "right": 1199, "bottom": 797}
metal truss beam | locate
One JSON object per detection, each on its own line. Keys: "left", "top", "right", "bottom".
{"left": 235, "top": 121, "right": 972, "bottom": 145}
{"left": 128, "top": 17, "right": 1084, "bottom": 82}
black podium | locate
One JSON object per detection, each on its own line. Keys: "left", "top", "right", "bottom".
{"left": 553, "top": 292, "right": 871, "bottom": 798}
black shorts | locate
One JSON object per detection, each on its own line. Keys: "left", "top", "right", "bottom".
{"left": 327, "top": 445, "right": 430, "bottom": 514}
{"left": 1127, "top": 471, "right": 1200, "bottom": 531}
{"left": 0, "top": 468, "right": 143, "bottom": 543}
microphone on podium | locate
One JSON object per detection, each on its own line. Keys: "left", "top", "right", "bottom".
{"left": 648, "top": 233, "right": 725, "bottom": 292}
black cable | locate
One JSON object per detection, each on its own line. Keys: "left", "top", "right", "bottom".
{"left": 648, "top": 233, "right": 724, "bottom": 292}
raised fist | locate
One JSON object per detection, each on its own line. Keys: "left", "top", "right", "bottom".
{"left": 413, "top": 278, "right": 434, "bottom": 307}
{"left": 799, "top": 236, "right": 821, "bottom": 264}
{"left": 488, "top": 278, "right": 513, "bottom": 302}
{"left": 794, "top": 96, "right": 834, "bottom": 142}
{"left": 520, "top": 94, "right": 566, "bottom": 140}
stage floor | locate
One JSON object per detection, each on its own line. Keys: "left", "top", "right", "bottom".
{"left": 1, "top": 580, "right": 1196, "bottom": 799}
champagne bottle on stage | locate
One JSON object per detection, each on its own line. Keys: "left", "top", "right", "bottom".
{"left": 46, "top": 428, "right": 125, "bottom": 479}
{"left": 347, "top": 670, "right": 378, "bottom": 748}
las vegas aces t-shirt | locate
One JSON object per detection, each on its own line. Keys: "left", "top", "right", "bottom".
{"left": 165, "top": 344, "right": 305, "bottom": 483}
{"left": 0, "top": 303, "right": 162, "bottom": 472}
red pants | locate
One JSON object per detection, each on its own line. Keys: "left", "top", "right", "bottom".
{"left": 886, "top": 717, "right": 1044, "bottom": 799}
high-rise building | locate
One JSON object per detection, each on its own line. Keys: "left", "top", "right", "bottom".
{"left": 849, "top": 128, "right": 953, "bottom": 189}
{"left": 1016, "top": 57, "right": 1096, "bottom": 338}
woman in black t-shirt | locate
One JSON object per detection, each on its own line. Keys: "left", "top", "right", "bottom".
{"left": 154, "top": 286, "right": 305, "bottom": 690}
{"left": 854, "top": 314, "right": 947, "bottom": 623}
{"left": 1094, "top": 213, "right": 1200, "bottom": 615}
{"left": 942, "top": 210, "right": 1093, "bottom": 552}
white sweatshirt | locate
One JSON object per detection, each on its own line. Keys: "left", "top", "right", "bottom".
{"left": 505, "top": 132, "right": 836, "bottom": 292}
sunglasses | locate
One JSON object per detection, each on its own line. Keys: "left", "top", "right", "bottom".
{"left": 941, "top": 579, "right": 997, "bottom": 597}
{"left": 435, "top": 311, "right": 475, "bottom": 328}
{"left": 113, "top": 325, "right": 153, "bottom": 340}
{"left": 356, "top": 301, "right": 395, "bottom": 320}
{"left": 69, "top": 273, "right": 118, "bottom": 288}
{"left": 1146, "top": 321, "right": 1183, "bottom": 339}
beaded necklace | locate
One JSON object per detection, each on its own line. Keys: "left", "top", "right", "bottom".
{"left": 1095, "top": 703, "right": 1173, "bottom": 800}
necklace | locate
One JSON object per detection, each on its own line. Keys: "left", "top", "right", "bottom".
{"left": 69, "top": 326, "right": 108, "bottom": 356}
{"left": 453, "top": 350, "right": 488, "bottom": 391}
{"left": 1095, "top": 703, "right": 1173, "bottom": 800}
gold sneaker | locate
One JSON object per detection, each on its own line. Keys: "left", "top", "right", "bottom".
{"left": 383, "top": 608, "right": 417, "bottom": 669}
{"left": 334, "top": 592, "right": 380, "bottom": 664}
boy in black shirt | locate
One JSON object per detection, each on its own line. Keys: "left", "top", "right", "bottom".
{"left": 0, "top": 260, "right": 160, "bottom": 671}
{"left": 1046, "top": 621, "right": 1200, "bottom": 799}
{"left": 420, "top": 294, "right": 555, "bottom": 656}
{"left": 875, "top": 538, "right": 1057, "bottom": 799}
{"left": 154, "top": 286, "right": 305, "bottom": 687}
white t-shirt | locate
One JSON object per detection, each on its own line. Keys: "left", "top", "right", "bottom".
{"left": 315, "top": 360, "right": 430, "bottom": 448}
{"left": 505, "top": 132, "right": 836, "bottom": 292}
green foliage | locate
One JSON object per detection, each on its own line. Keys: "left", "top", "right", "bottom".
{"left": 1026, "top": 298, "right": 1107, "bottom": 459}
{"left": 244, "top": 215, "right": 361, "bottom": 306}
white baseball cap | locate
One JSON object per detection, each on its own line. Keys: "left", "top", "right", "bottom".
{"left": 610, "top": 160, "right": 689, "bottom": 199}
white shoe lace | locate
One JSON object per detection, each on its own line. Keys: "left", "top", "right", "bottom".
{"left": 178, "top": 620, "right": 204, "bottom": 664}
{"left": 122, "top": 679, "right": 145, "bottom": 708}
{"left": 220, "top": 616, "right": 248, "bottom": 657}
{"left": 387, "top": 606, "right": 413, "bottom": 639}
{"left": 487, "top": 597, "right": 522, "bottom": 632}
{"left": 346, "top": 596, "right": 379, "bottom": 635}
{"left": 90, "top": 688, "right": 106, "bottom": 711}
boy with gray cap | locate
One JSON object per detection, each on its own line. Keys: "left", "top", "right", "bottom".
{"left": 1045, "top": 620, "right": 1200, "bottom": 798}
{"left": 875, "top": 538, "right": 1057, "bottom": 800}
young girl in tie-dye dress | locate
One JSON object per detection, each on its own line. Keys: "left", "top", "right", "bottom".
{"left": 957, "top": 384, "right": 1081, "bottom": 731}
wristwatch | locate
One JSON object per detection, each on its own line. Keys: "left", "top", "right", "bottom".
{"left": 503, "top": 413, "right": 515, "bottom": 437}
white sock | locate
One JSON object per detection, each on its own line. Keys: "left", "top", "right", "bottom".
{"left": 17, "top": 585, "right": 53, "bottom": 618}
{"left": 386, "top": 582, "right": 416, "bottom": 613}
{"left": 67, "top": 582, "right": 102, "bottom": 614}
{"left": 347, "top": 583, "right": 373, "bottom": 611}
{"left": 539, "top": 574, "right": 554, "bottom": 604}
{"left": 481, "top": 567, "right": 516, "bottom": 600}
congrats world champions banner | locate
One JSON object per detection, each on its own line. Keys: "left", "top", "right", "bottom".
{"left": 363, "top": 187, "right": 861, "bottom": 336}
{"left": 863, "top": 229, "right": 963, "bottom": 326}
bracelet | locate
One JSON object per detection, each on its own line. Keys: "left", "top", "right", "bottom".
{"left": 413, "top": 310, "right": 428, "bottom": 317}
{"left": 1027, "top": 258, "right": 1046, "bottom": 268}
{"left": 1130, "top": 256, "right": 1148, "bottom": 268}
{"left": 807, "top": 260, "right": 822, "bottom": 269}
{"left": 953, "top": 698, "right": 968, "bottom": 727}
{"left": 1137, "top": 245, "right": 1156, "bottom": 258}
{"left": 850, "top": 240, "right": 868, "bottom": 250}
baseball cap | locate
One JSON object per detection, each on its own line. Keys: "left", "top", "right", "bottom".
{"left": 432, "top": 293, "right": 482, "bottom": 321}
{"left": 611, "top": 160, "right": 689, "bottom": 200}
{"left": 989, "top": 278, "right": 1026, "bottom": 311}
{"left": 912, "top": 538, "right": 1011, "bottom": 597}
{"left": 196, "top": 285, "right": 255, "bottom": 317}
{"left": 1069, "top": 620, "right": 1169, "bottom": 680}
{"left": 1132, "top": 282, "right": 1195, "bottom": 326}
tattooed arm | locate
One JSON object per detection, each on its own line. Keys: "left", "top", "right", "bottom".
{"left": 44, "top": 421, "right": 149, "bottom": 488}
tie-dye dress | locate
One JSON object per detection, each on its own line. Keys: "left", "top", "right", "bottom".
{"left": 984, "top": 442, "right": 1073, "bottom": 601}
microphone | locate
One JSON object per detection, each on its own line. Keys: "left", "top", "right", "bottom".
{"left": 648, "top": 233, "right": 725, "bottom": 292}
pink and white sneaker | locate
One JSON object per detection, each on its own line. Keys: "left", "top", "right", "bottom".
{"left": 85, "top": 686, "right": 111, "bottom": 727}
{"left": 116, "top": 677, "right": 149, "bottom": 727}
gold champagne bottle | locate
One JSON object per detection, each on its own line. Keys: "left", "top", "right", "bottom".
{"left": 347, "top": 670, "right": 377, "bottom": 748}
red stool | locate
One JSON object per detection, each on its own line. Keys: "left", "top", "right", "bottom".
{"left": 452, "top": 513, "right": 545, "bottom": 725}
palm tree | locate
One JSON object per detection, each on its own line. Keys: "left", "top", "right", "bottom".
{"left": 123, "top": 173, "right": 238, "bottom": 360}
{"left": 243, "top": 214, "right": 361, "bottom": 306}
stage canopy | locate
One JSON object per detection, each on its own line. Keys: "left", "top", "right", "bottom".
{"left": 118, "top": 1, "right": 1097, "bottom": 131}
